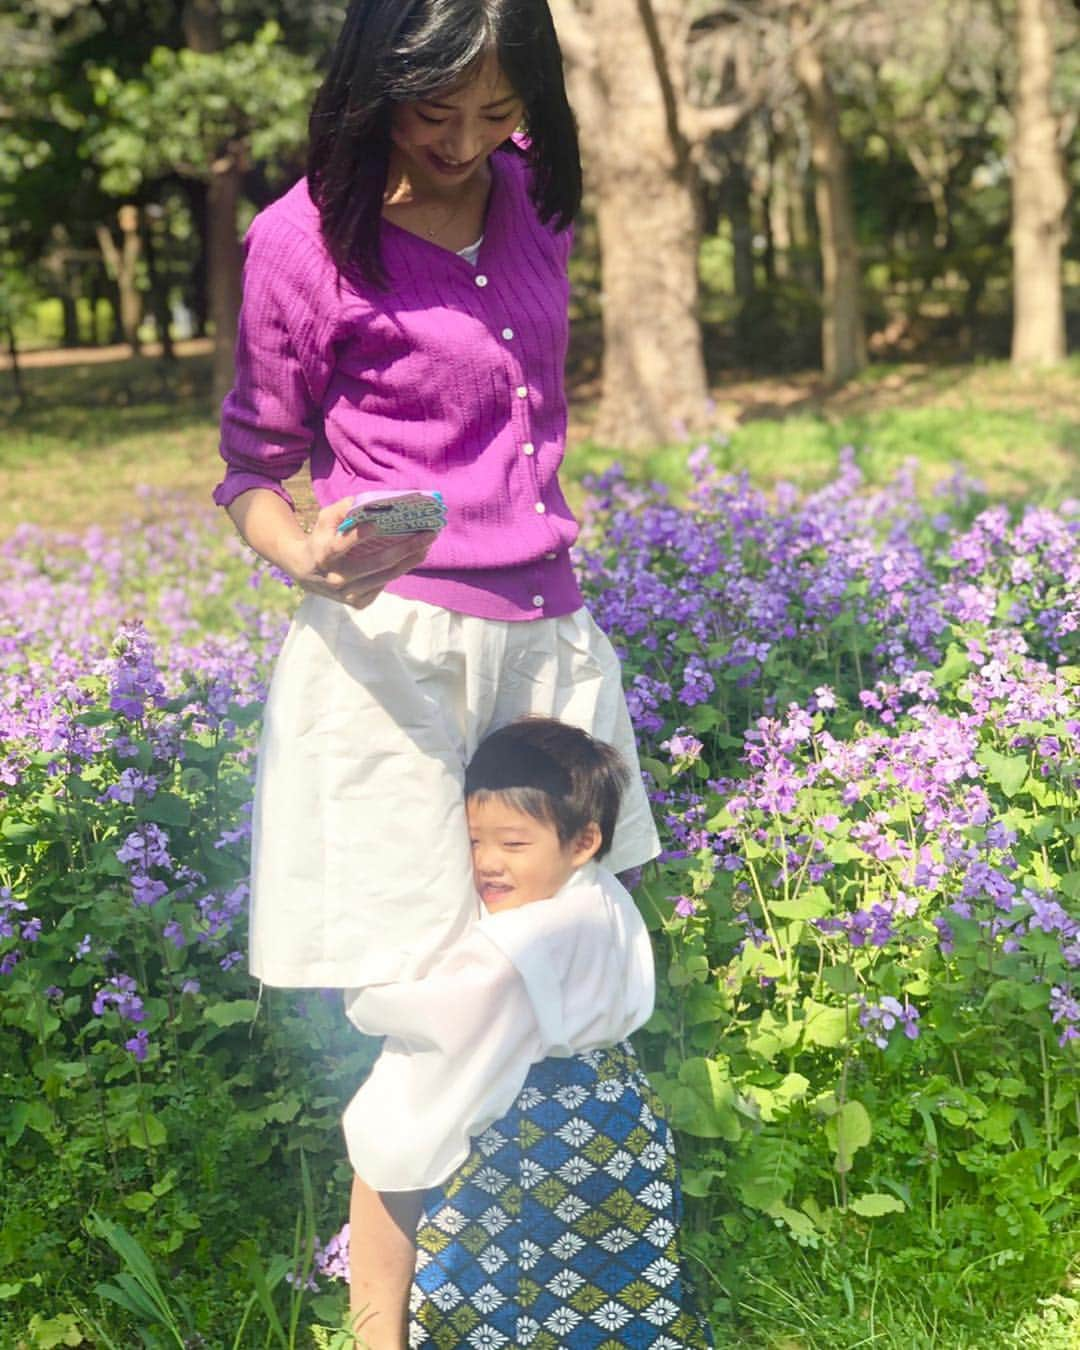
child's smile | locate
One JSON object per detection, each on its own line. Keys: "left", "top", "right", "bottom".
{"left": 466, "top": 796, "right": 598, "bottom": 913}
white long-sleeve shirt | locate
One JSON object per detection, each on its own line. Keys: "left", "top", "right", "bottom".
{"left": 341, "top": 862, "right": 655, "bottom": 1192}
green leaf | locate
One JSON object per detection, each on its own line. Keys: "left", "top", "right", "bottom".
{"left": 680, "top": 1166, "right": 721, "bottom": 1198}
{"left": 3, "top": 1102, "right": 30, "bottom": 1147}
{"left": 640, "top": 757, "right": 670, "bottom": 787}
{"left": 122, "top": 1191, "right": 158, "bottom": 1213}
{"left": 803, "top": 998, "right": 850, "bottom": 1048}
{"left": 849, "top": 1193, "right": 905, "bottom": 1217}
{"left": 24, "top": 1312, "right": 85, "bottom": 1348}
{"left": 670, "top": 1058, "right": 743, "bottom": 1141}
{"left": 764, "top": 1200, "right": 818, "bottom": 1239}
{"left": 770, "top": 888, "right": 832, "bottom": 920}
{"left": 138, "top": 793, "right": 191, "bottom": 827}
{"left": 933, "top": 642, "right": 971, "bottom": 689}
{"left": 977, "top": 748, "right": 1029, "bottom": 798}
{"left": 826, "top": 1100, "right": 872, "bottom": 1173}
{"left": 1, "top": 819, "right": 38, "bottom": 844}
{"left": 24, "top": 1100, "right": 53, "bottom": 1136}
{"left": 822, "top": 965, "right": 860, "bottom": 996}
{"left": 1058, "top": 872, "right": 1080, "bottom": 900}
{"left": 204, "top": 999, "right": 259, "bottom": 1028}
{"left": 127, "top": 1113, "right": 167, "bottom": 1149}
{"left": 261, "top": 1094, "right": 301, "bottom": 1124}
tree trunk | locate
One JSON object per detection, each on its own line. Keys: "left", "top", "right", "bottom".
{"left": 555, "top": 0, "right": 710, "bottom": 448}
{"left": 183, "top": 0, "right": 242, "bottom": 404}
{"left": 727, "top": 151, "right": 756, "bottom": 307}
{"left": 791, "top": 3, "right": 866, "bottom": 383}
{"left": 5, "top": 321, "right": 26, "bottom": 409}
{"left": 96, "top": 206, "right": 144, "bottom": 354}
{"left": 185, "top": 180, "right": 210, "bottom": 338}
{"left": 1011, "top": 0, "right": 1067, "bottom": 366}
{"left": 141, "top": 206, "right": 176, "bottom": 361}
{"left": 61, "top": 293, "right": 80, "bottom": 347}
{"left": 206, "top": 157, "right": 243, "bottom": 405}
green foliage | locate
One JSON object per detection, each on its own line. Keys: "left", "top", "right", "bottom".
{"left": 87, "top": 23, "right": 318, "bottom": 191}
{"left": 583, "top": 460, "right": 1080, "bottom": 1338}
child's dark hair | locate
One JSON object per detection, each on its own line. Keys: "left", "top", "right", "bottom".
{"left": 465, "top": 718, "right": 628, "bottom": 858}
{"left": 307, "top": 0, "right": 582, "bottom": 287}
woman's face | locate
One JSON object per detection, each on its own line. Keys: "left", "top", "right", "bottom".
{"left": 389, "top": 51, "right": 523, "bottom": 195}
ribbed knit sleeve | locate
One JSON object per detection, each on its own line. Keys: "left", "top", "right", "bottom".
{"left": 212, "top": 159, "right": 584, "bottom": 620}
{"left": 213, "top": 206, "right": 340, "bottom": 510}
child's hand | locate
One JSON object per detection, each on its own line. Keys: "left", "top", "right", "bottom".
{"left": 288, "top": 498, "right": 437, "bottom": 610}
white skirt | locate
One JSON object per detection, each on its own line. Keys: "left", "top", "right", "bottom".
{"left": 248, "top": 592, "right": 661, "bottom": 988}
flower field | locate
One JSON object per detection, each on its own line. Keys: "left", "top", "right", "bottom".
{"left": 1, "top": 454, "right": 1078, "bottom": 1347}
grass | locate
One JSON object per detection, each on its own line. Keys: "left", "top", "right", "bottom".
{"left": 569, "top": 358, "right": 1080, "bottom": 507}
{"left": 0, "top": 347, "right": 220, "bottom": 536}
{"left": 2, "top": 348, "right": 1079, "bottom": 538}
{"left": 710, "top": 1255, "right": 1080, "bottom": 1349}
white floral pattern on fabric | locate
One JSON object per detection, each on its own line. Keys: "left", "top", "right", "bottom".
{"left": 411, "top": 1043, "right": 713, "bottom": 1348}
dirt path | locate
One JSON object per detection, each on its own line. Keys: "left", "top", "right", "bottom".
{"left": 1, "top": 337, "right": 213, "bottom": 371}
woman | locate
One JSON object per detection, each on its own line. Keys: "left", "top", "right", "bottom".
{"left": 214, "top": 3, "right": 661, "bottom": 1344}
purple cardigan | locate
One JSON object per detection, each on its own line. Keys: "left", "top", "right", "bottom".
{"left": 213, "top": 146, "right": 583, "bottom": 621}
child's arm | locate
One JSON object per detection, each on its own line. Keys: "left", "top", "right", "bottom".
{"left": 343, "top": 933, "right": 544, "bottom": 1192}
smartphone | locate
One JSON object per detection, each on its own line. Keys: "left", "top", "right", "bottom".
{"left": 337, "top": 490, "right": 447, "bottom": 538}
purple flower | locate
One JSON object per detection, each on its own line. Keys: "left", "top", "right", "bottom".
{"left": 92, "top": 974, "right": 145, "bottom": 1023}
{"left": 125, "top": 1030, "right": 150, "bottom": 1062}
{"left": 116, "top": 824, "right": 173, "bottom": 872}
{"left": 1049, "top": 987, "right": 1080, "bottom": 1048}
{"left": 0, "top": 892, "right": 27, "bottom": 939}
{"left": 859, "top": 996, "right": 920, "bottom": 1049}
{"left": 673, "top": 896, "right": 698, "bottom": 918}
{"left": 933, "top": 917, "right": 955, "bottom": 954}
{"left": 163, "top": 920, "right": 186, "bottom": 948}
{"left": 131, "top": 875, "right": 169, "bottom": 908}
{"left": 102, "top": 768, "right": 159, "bottom": 804}
{"left": 663, "top": 731, "right": 704, "bottom": 764}
{"left": 315, "top": 1223, "right": 351, "bottom": 1285}
{"left": 106, "top": 623, "right": 166, "bottom": 720}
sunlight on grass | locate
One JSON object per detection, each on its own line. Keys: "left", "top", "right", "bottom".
{"left": 2, "top": 353, "right": 1078, "bottom": 537}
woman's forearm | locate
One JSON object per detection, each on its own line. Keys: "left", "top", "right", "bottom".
{"left": 225, "top": 489, "right": 314, "bottom": 580}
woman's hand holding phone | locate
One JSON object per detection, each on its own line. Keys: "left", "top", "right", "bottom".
{"left": 293, "top": 496, "right": 440, "bottom": 610}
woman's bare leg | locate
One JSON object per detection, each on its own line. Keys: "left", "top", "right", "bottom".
{"left": 348, "top": 1176, "right": 423, "bottom": 1349}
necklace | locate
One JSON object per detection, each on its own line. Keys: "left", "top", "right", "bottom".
{"left": 422, "top": 193, "right": 469, "bottom": 240}
{"left": 385, "top": 165, "right": 488, "bottom": 244}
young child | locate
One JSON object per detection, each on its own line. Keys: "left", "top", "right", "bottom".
{"left": 344, "top": 719, "right": 713, "bottom": 1349}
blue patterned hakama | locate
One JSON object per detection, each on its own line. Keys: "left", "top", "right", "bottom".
{"left": 409, "top": 1042, "right": 713, "bottom": 1349}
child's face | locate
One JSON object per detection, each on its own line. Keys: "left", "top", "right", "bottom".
{"left": 466, "top": 795, "right": 600, "bottom": 913}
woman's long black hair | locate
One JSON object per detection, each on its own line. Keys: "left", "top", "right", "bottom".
{"left": 307, "top": 0, "right": 582, "bottom": 286}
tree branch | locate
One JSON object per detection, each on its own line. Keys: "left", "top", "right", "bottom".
{"left": 635, "top": 0, "right": 691, "bottom": 174}
{"left": 682, "top": 97, "right": 756, "bottom": 145}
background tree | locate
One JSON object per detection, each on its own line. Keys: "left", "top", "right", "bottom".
{"left": 88, "top": 22, "right": 317, "bottom": 404}
{"left": 788, "top": 0, "right": 867, "bottom": 382}
{"left": 1010, "top": 0, "right": 1069, "bottom": 366}
{"left": 553, "top": 0, "right": 757, "bottom": 449}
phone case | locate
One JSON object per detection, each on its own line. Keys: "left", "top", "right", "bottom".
{"left": 337, "top": 490, "right": 447, "bottom": 537}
